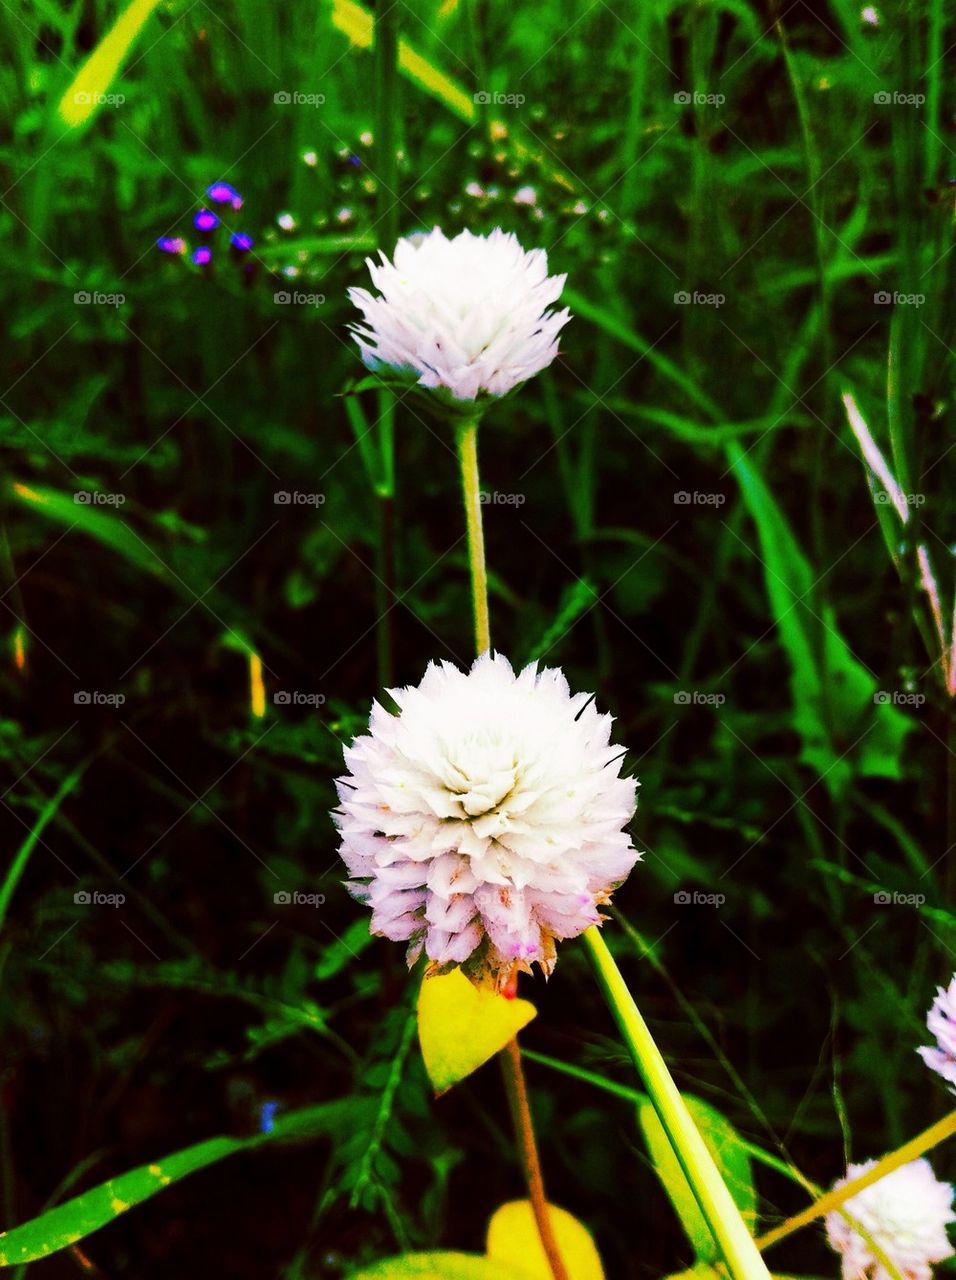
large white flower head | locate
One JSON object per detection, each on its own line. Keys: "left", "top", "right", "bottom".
{"left": 825, "top": 1158, "right": 955, "bottom": 1280}
{"left": 347, "top": 227, "right": 571, "bottom": 408}
{"left": 918, "top": 975, "right": 956, "bottom": 1091}
{"left": 333, "top": 653, "right": 639, "bottom": 988}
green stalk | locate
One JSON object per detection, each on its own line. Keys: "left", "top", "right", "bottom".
{"left": 454, "top": 409, "right": 565, "bottom": 1280}
{"left": 455, "top": 417, "right": 491, "bottom": 653}
{"left": 581, "top": 927, "right": 771, "bottom": 1280}
{"left": 372, "top": 0, "right": 400, "bottom": 689}
{"left": 0, "top": 761, "right": 88, "bottom": 935}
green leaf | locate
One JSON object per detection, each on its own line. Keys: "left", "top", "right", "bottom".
{"left": 0, "top": 1100, "right": 364, "bottom": 1267}
{"left": 416, "top": 968, "right": 536, "bottom": 1094}
{"left": 348, "top": 1253, "right": 531, "bottom": 1280}
{"left": 637, "top": 1093, "right": 757, "bottom": 1264}
{"left": 9, "top": 482, "right": 167, "bottom": 581}
{"left": 726, "top": 443, "right": 912, "bottom": 797}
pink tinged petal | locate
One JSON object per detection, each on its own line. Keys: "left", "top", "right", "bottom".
{"left": 425, "top": 918, "right": 484, "bottom": 964}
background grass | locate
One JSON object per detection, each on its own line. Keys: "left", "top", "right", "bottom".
{"left": 1, "top": 0, "right": 954, "bottom": 1275}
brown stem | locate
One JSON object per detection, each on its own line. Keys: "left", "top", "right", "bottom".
{"left": 499, "top": 1037, "right": 569, "bottom": 1280}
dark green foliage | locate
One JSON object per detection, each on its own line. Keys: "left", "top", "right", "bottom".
{"left": 1, "top": 0, "right": 955, "bottom": 1275}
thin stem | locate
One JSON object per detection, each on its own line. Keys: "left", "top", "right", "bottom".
{"left": 756, "top": 1109, "right": 956, "bottom": 1253}
{"left": 499, "top": 1040, "right": 569, "bottom": 1280}
{"left": 455, "top": 417, "right": 490, "bottom": 653}
{"left": 454, "top": 411, "right": 564, "bottom": 1279}
{"left": 372, "top": 0, "right": 399, "bottom": 690}
{"left": 581, "top": 926, "right": 771, "bottom": 1280}
{"left": 374, "top": 483, "right": 395, "bottom": 689}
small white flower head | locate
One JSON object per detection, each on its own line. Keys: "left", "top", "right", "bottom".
{"left": 825, "top": 1158, "right": 955, "bottom": 1280}
{"left": 333, "top": 653, "right": 639, "bottom": 988}
{"left": 918, "top": 974, "right": 956, "bottom": 1090}
{"left": 347, "top": 227, "right": 571, "bottom": 411}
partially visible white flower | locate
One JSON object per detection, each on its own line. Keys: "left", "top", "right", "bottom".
{"left": 333, "top": 653, "right": 639, "bottom": 987}
{"left": 347, "top": 227, "right": 571, "bottom": 405}
{"left": 918, "top": 975, "right": 956, "bottom": 1090}
{"left": 825, "top": 1158, "right": 955, "bottom": 1280}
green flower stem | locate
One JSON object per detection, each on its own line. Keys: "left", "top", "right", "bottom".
{"left": 455, "top": 417, "right": 491, "bottom": 653}
{"left": 755, "top": 1108, "right": 956, "bottom": 1253}
{"left": 581, "top": 926, "right": 771, "bottom": 1280}
{"left": 454, "top": 411, "right": 565, "bottom": 1280}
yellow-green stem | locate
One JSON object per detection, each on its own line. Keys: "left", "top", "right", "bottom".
{"left": 455, "top": 418, "right": 490, "bottom": 654}
{"left": 756, "top": 1108, "right": 956, "bottom": 1252}
{"left": 581, "top": 926, "right": 771, "bottom": 1280}
{"left": 455, "top": 411, "right": 565, "bottom": 1280}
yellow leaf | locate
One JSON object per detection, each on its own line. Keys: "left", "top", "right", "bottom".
{"left": 416, "top": 968, "right": 535, "bottom": 1094}
{"left": 486, "top": 1200, "right": 606, "bottom": 1280}
{"left": 58, "top": 0, "right": 163, "bottom": 128}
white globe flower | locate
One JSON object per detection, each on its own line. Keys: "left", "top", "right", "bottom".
{"left": 825, "top": 1158, "right": 955, "bottom": 1280}
{"left": 918, "top": 975, "right": 956, "bottom": 1091}
{"left": 333, "top": 653, "right": 639, "bottom": 987}
{"left": 346, "top": 227, "right": 571, "bottom": 407}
